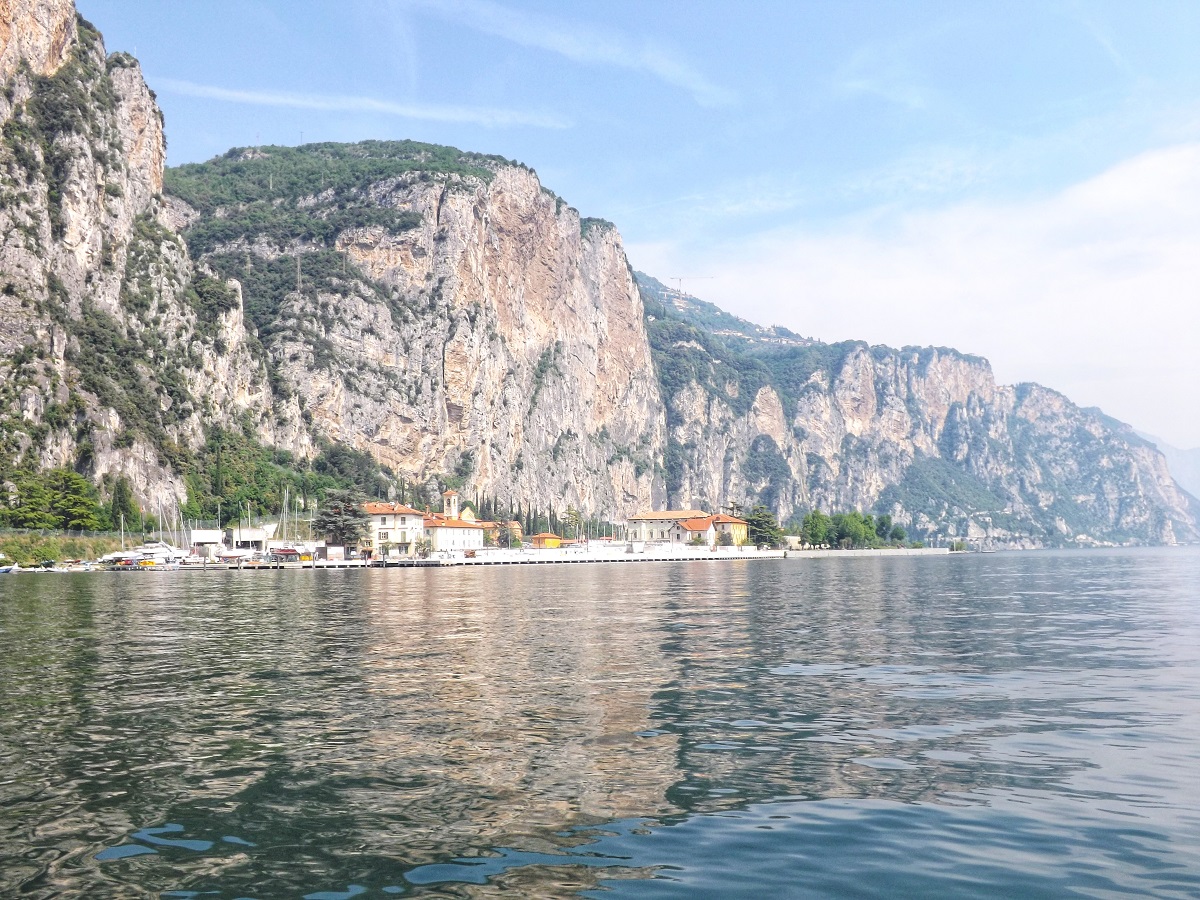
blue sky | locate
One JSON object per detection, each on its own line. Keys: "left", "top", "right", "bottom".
{"left": 80, "top": 1, "right": 1200, "bottom": 447}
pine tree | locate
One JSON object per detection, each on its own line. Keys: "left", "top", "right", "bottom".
{"left": 313, "top": 489, "right": 370, "bottom": 547}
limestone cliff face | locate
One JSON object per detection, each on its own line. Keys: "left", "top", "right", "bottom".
{"left": 654, "top": 332, "right": 1198, "bottom": 546}
{"left": 0, "top": 0, "right": 74, "bottom": 93}
{"left": 0, "top": 8, "right": 279, "bottom": 506}
{"left": 177, "top": 159, "right": 667, "bottom": 515}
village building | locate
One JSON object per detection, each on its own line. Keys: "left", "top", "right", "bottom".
{"left": 227, "top": 522, "right": 276, "bottom": 552}
{"left": 671, "top": 516, "right": 716, "bottom": 546}
{"left": 627, "top": 509, "right": 749, "bottom": 546}
{"left": 530, "top": 532, "right": 562, "bottom": 549}
{"left": 363, "top": 501, "right": 425, "bottom": 559}
{"left": 476, "top": 518, "right": 522, "bottom": 546}
{"left": 424, "top": 490, "right": 485, "bottom": 553}
{"left": 625, "top": 510, "right": 710, "bottom": 543}
{"left": 187, "top": 527, "right": 225, "bottom": 559}
{"left": 710, "top": 513, "right": 749, "bottom": 546}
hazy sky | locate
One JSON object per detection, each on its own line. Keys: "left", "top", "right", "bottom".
{"left": 80, "top": 1, "right": 1200, "bottom": 447}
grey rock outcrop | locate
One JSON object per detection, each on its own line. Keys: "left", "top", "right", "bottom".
{"left": 641, "top": 278, "right": 1198, "bottom": 546}
{"left": 0, "top": 5, "right": 279, "bottom": 506}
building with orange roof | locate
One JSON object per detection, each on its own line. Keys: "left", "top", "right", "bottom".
{"left": 626, "top": 508, "right": 749, "bottom": 547}
{"left": 625, "top": 509, "right": 710, "bottom": 543}
{"left": 709, "top": 512, "right": 749, "bottom": 546}
{"left": 424, "top": 489, "right": 484, "bottom": 552}
{"left": 530, "top": 532, "right": 562, "bottom": 549}
{"left": 671, "top": 516, "right": 717, "bottom": 546}
{"left": 362, "top": 501, "right": 425, "bottom": 558}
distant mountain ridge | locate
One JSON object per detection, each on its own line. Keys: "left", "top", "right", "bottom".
{"left": 635, "top": 272, "right": 815, "bottom": 348}
{"left": 633, "top": 273, "right": 1196, "bottom": 547}
{"left": 0, "top": 0, "right": 1196, "bottom": 547}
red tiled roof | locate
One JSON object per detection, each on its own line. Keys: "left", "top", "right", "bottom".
{"left": 710, "top": 514, "right": 747, "bottom": 525}
{"left": 424, "top": 516, "right": 483, "bottom": 529}
{"left": 678, "top": 517, "right": 715, "bottom": 532}
{"left": 627, "top": 509, "right": 709, "bottom": 521}
{"left": 364, "top": 502, "right": 424, "bottom": 515}
{"left": 531, "top": 532, "right": 562, "bottom": 539}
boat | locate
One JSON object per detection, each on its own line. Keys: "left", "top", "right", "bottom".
{"left": 101, "top": 540, "right": 186, "bottom": 570}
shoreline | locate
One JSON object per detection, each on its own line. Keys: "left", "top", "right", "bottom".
{"left": 2, "top": 545, "right": 952, "bottom": 573}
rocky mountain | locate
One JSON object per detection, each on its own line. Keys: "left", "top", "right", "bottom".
{"left": 1137, "top": 433, "right": 1200, "bottom": 503}
{"left": 639, "top": 275, "right": 1196, "bottom": 546}
{"left": 0, "top": 0, "right": 296, "bottom": 508}
{"left": 164, "top": 143, "right": 665, "bottom": 517}
{"left": 0, "top": 0, "right": 1195, "bottom": 546}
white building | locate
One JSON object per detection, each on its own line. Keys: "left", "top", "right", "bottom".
{"left": 670, "top": 516, "right": 716, "bottom": 546}
{"left": 626, "top": 510, "right": 709, "bottom": 543}
{"left": 187, "top": 527, "right": 225, "bottom": 559}
{"left": 227, "top": 522, "right": 277, "bottom": 551}
{"left": 424, "top": 490, "right": 484, "bottom": 553}
{"left": 363, "top": 501, "right": 425, "bottom": 558}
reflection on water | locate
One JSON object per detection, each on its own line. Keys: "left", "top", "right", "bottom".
{"left": 2, "top": 550, "right": 1199, "bottom": 897}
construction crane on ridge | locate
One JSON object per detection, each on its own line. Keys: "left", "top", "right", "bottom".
{"left": 669, "top": 276, "right": 714, "bottom": 298}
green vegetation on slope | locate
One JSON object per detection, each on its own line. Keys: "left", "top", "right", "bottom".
{"left": 180, "top": 425, "right": 397, "bottom": 525}
{"left": 165, "top": 140, "right": 510, "bottom": 213}
{"left": 636, "top": 272, "right": 766, "bottom": 340}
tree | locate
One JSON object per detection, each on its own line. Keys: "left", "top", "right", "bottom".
{"left": 45, "top": 469, "right": 103, "bottom": 530}
{"left": 890, "top": 524, "right": 907, "bottom": 543}
{"left": 745, "top": 505, "right": 784, "bottom": 548}
{"left": 313, "top": 488, "right": 369, "bottom": 547}
{"left": 108, "top": 475, "right": 140, "bottom": 530}
{"left": 875, "top": 514, "right": 893, "bottom": 541}
{"left": 716, "top": 530, "right": 734, "bottom": 547}
{"left": 496, "top": 522, "right": 517, "bottom": 548}
{"left": 830, "top": 511, "right": 875, "bottom": 548}
{"left": 801, "top": 509, "right": 831, "bottom": 547}
{"left": 8, "top": 476, "right": 57, "bottom": 529}
{"left": 565, "top": 507, "right": 583, "bottom": 540}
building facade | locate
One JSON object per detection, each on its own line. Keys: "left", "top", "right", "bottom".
{"left": 363, "top": 501, "right": 425, "bottom": 558}
{"left": 625, "top": 510, "right": 710, "bottom": 543}
{"left": 626, "top": 509, "right": 748, "bottom": 547}
{"left": 424, "top": 490, "right": 485, "bottom": 553}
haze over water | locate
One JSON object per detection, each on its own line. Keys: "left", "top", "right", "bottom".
{"left": 2, "top": 550, "right": 1199, "bottom": 897}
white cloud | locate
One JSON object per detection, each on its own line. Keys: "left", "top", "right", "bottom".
{"left": 154, "top": 78, "right": 570, "bottom": 129}
{"left": 402, "top": 0, "right": 736, "bottom": 108}
{"left": 629, "top": 143, "right": 1200, "bottom": 447}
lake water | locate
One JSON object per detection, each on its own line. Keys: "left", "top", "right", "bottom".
{"left": 2, "top": 549, "right": 1199, "bottom": 898}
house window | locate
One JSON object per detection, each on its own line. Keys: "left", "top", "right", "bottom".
{"left": 379, "top": 531, "right": 389, "bottom": 541}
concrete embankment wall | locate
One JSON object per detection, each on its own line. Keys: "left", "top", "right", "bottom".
{"left": 784, "top": 548, "right": 951, "bottom": 558}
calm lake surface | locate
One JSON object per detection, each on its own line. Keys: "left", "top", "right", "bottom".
{"left": 2, "top": 549, "right": 1199, "bottom": 898}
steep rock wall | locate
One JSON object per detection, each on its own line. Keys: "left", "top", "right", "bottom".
{"left": 0, "top": 8, "right": 280, "bottom": 507}
{"left": 177, "top": 157, "right": 666, "bottom": 516}
{"left": 659, "top": 340, "right": 1197, "bottom": 546}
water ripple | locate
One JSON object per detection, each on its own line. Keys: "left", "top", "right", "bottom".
{"left": 1, "top": 549, "right": 1198, "bottom": 896}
